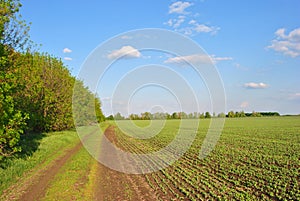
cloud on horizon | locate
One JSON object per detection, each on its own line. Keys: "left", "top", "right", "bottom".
{"left": 288, "top": 92, "right": 300, "bottom": 100}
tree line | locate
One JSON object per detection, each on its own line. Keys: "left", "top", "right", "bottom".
{"left": 0, "top": 0, "right": 104, "bottom": 159}
{"left": 107, "top": 111, "right": 280, "bottom": 120}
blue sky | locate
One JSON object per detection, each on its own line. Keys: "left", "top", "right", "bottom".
{"left": 20, "top": 0, "right": 300, "bottom": 115}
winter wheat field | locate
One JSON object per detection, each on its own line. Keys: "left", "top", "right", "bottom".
{"left": 1, "top": 117, "right": 299, "bottom": 200}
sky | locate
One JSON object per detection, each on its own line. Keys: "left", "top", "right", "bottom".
{"left": 20, "top": 0, "right": 300, "bottom": 115}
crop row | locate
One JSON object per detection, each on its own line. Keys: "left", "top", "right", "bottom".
{"left": 110, "top": 118, "right": 300, "bottom": 200}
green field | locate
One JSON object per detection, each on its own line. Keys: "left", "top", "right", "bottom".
{"left": 0, "top": 117, "right": 299, "bottom": 200}
{"left": 111, "top": 117, "right": 300, "bottom": 200}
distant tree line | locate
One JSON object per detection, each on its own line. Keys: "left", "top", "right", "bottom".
{"left": 226, "top": 111, "right": 280, "bottom": 118}
{"left": 107, "top": 111, "right": 280, "bottom": 120}
{"left": 0, "top": 0, "right": 104, "bottom": 159}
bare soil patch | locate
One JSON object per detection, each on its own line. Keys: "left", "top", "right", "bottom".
{"left": 94, "top": 126, "right": 157, "bottom": 201}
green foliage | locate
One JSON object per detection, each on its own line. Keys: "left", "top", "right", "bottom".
{"left": 0, "top": 0, "right": 30, "bottom": 158}
{"left": 204, "top": 111, "right": 211, "bottom": 118}
{"left": 0, "top": 0, "right": 105, "bottom": 159}
{"left": 0, "top": 106, "right": 28, "bottom": 158}
{"left": 115, "top": 110, "right": 282, "bottom": 120}
{"left": 0, "top": 49, "right": 29, "bottom": 158}
{"left": 251, "top": 111, "right": 262, "bottom": 117}
{"left": 0, "top": 0, "right": 21, "bottom": 41}
{"left": 218, "top": 112, "right": 226, "bottom": 118}
{"left": 259, "top": 112, "right": 280, "bottom": 116}
{"left": 106, "top": 115, "right": 114, "bottom": 120}
{"left": 0, "top": 0, "right": 32, "bottom": 51}
{"left": 73, "top": 80, "right": 104, "bottom": 126}
{"left": 11, "top": 53, "right": 75, "bottom": 131}
{"left": 141, "top": 112, "right": 151, "bottom": 120}
{"left": 172, "top": 112, "right": 178, "bottom": 119}
{"left": 199, "top": 112, "right": 205, "bottom": 119}
{"left": 113, "top": 112, "right": 125, "bottom": 120}
{"left": 0, "top": 129, "right": 81, "bottom": 195}
{"left": 227, "top": 110, "right": 235, "bottom": 118}
{"left": 95, "top": 97, "right": 105, "bottom": 123}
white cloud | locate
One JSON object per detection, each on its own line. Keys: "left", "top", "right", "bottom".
{"left": 107, "top": 46, "right": 142, "bottom": 59}
{"left": 174, "top": 16, "right": 186, "bottom": 28}
{"left": 164, "top": 54, "right": 232, "bottom": 66}
{"left": 267, "top": 27, "right": 300, "bottom": 57}
{"left": 194, "top": 24, "right": 213, "bottom": 33}
{"left": 240, "top": 101, "right": 249, "bottom": 108}
{"left": 166, "top": 19, "right": 173, "bottom": 27}
{"left": 64, "top": 57, "right": 72, "bottom": 61}
{"left": 191, "top": 21, "right": 220, "bottom": 34}
{"left": 164, "top": 54, "right": 211, "bottom": 66}
{"left": 244, "top": 82, "right": 269, "bottom": 89}
{"left": 177, "top": 20, "right": 220, "bottom": 35}
{"left": 288, "top": 93, "right": 300, "bottom": 100}
{"left": 165, "top": 2, "right": 219, "bottom": 36}
{"left": 211, "top": 55, "right": 233, "bottom": 62}
{"left": 275, "top": 28, "right": 286, "bottom": 38}
{"left": 165, "top": 16, "right": 186, "bottom": 29}
{"left": 189, "top": 19, "right": 196, "bottom": 24}
{"left": 63, "top": 48, "right": 72, "bottom": 53}
{"left": 169, "top": 1, "right": 193, "bottom": 14}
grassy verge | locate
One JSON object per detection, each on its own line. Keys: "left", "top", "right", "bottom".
{"left": 0, "top": 129, "right": 80, "bottom": 195}
{"left": 42, "top": 147, "right": 94, "bottom": 201}
{"left": 42, "top": 122, "right": 111, "bottom": 200}
{"left": 0, "top": 123, "right": 107, "bottom": 197}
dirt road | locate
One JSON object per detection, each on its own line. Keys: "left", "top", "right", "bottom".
{"left": 94, "top": 126, "right": 157, "bottom": 200}
{"left": 2, "top": 126, "right": 158, "bottom": 201}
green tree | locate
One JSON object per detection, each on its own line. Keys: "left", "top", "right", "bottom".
{"left": 228, "top": 111, "right": 235, "bottom": 118}
{"left": 129, "top": 114, "right": 136, "bottom": 120}
{"left": 17, "top": 53, "right": 80, "bottom": 131}
{"left": 178, "top": 112, "right": 187, "bottom": 119}
{"left": 166, "top": 113, "right": 171, "bottom": 119}
{"left": 251, "top": 111, "right": 262, "bottom": 117}
{"left": 218, "top": 112, "right": 226, "bottom": 118}
{"left": 239, "top": 111, "right": 246, "bottom": 117}
{"left": 73, "top": 80, "right": 99, "bottom": 126}
{"left": 205, "top": 112, "right": 211, "bottom": 118}
{"left": 114, "top": 112, "right": 124, "bottom": 120}
{"left": 106, "top": 115, "right": 114, "bottom": 120}
{"left": 0, "top": 0, "right": 30, "bottom": 158}
{"left": 188, "top": 113, "right": 193, "bottom": 119}
{"left": 0, "top": 0, "right": 107, "bottom": 159}
{"left": 95, "top": 97, "right": 105, "bottom": 123}
{"left": 172, "top": 112, "right": 178, "bottom": 119}
{"left": 141, "top": 112, "right": 151, "bottom": 120}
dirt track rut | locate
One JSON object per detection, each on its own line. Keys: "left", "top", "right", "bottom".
{"left": 94, "top": 126, "right": 158, "bottom": 201}
{"left": 18, "top": 141, "right": 83, "bottom": 201}
{"left": 3, "top": 126, "right": 158, "bottom": 201}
